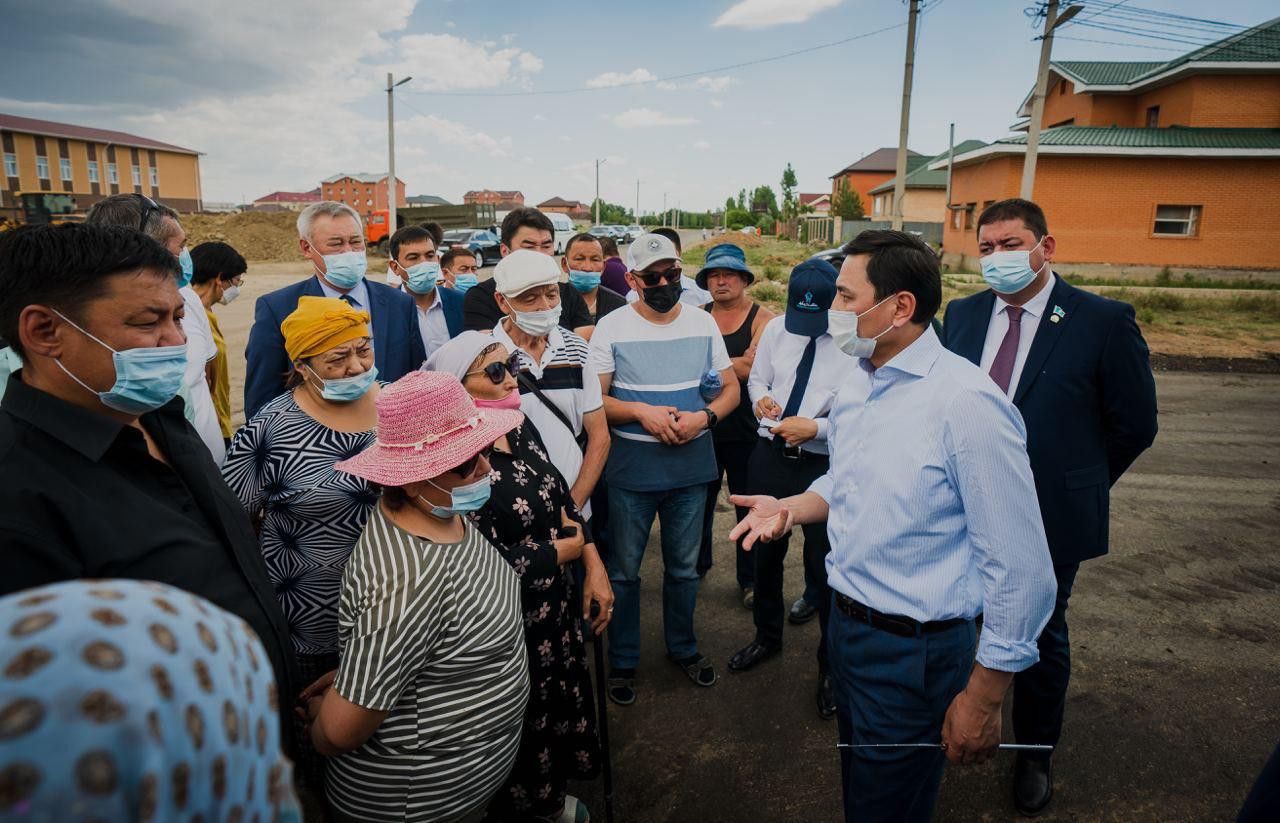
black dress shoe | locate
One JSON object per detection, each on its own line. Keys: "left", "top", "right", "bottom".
{"left": 788, "top": 597, "right": 817, "bottom": 625}
{"left": 816, "top": 674, "right": 836, "bottom": 719}
{"left": 1013, "top": 754, "right": 1053, "bottom": 816}
{"left": 727, "top": 641, "right": 779, "bottom": 672}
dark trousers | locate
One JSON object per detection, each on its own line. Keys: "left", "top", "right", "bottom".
{"left": 829, "top": 600, "right": 977, "bottom": 823}
{"left": 1012, "top": 562, "right": 1081, "bottom": 757}
{"left": 698, "top": 437, "right": 755, "bottom": 589}
{"left": 747, "top": 439, "right": 831, "bottom": 671}
{"left": 590, "top": 477, "right": 611, "bottom": 564}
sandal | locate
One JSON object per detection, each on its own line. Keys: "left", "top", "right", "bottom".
{"left": 607, "top": 669, "right": 636, "bottom": 706}
{"left": 556, "top": 795, "right": 590, "bottom": 823}
{"left": 674, "top": 654, "right": 717, "bottom": 687}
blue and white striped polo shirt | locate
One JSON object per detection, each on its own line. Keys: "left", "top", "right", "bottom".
{"left": 588, "top": 304, "right": 731, "bottom": 492}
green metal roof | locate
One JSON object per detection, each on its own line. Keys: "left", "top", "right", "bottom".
{"left": 1053, "top": 61, "right": 1163, "bottom": 86}
{"left": 997, "top": 126, "right": 1280, "bottom": 149}
{"left": 869, "top": 140, "right": 989, "bottom": 194}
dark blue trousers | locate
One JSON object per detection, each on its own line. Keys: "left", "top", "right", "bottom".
{"left": 1012, "top": 562, "right": 1080, "bottom": 756}
{"left": 829, "top": 600, "right": 977, "bottom": 823}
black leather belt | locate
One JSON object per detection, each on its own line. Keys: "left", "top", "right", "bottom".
{"left": 769, "top": 437, "right": 826, "bottom": 461}
{"left": 834, "top": 593, "right": 970, "bottom": 638}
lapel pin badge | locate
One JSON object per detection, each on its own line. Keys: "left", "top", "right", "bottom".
{"left": 1050, "top": 305, "right": 1065, "bottom": 323}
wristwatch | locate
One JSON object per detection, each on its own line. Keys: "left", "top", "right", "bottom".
{"left": 701, "top": 407, "right": 719, "bottom": 429}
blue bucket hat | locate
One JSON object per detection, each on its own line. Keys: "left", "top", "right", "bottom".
{"left": 696, "top": 243, "right": 754, "bottom": 290}
{"left": 785, "top": 259, "right": 838, "bottom": 337}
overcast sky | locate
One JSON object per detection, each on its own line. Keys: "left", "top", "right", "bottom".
{"left": 0, "top": 0, "right": 1272, "bottom": 210}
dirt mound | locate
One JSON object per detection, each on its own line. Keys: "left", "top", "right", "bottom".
{"left": 181, "top": 211, "right": 300, "bottom": 262}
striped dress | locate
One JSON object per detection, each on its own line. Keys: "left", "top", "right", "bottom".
{"left": 327, "top": 504, "right": 530, "bottom": 823}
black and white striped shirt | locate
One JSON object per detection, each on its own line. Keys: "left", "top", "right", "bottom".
{"left": 328, "top": 504, "right": 529, "bottom": 822}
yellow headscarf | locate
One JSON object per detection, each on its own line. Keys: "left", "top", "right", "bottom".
{"left": 281, "top": 296, "right": 371, "bottom": 362}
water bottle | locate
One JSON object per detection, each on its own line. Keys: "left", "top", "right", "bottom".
{"left": 699, "top": 369, "right": 723, "bottom": 402}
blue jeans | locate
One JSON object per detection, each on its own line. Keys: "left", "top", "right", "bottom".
{"left": 828, "top": 598, "right": 977, "bottom": 823}
{"left": 606, "top": 484, "right": 706, "bottom": 669}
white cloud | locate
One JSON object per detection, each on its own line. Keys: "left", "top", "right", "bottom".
{"left": 532, "top": 114, "right": 547, "bottom": 121}
{"left": 558, "top": 135, "right": 573, "bottom": 143}
{"left": 586, "top": 68, "right": 658, "bottom": 89}
{"left": 610, "top": 108, "right": 699, "bottom": 128}
{"left": 709, "top": 98, "right": 725, "bottom": 108}
{"left": 713, "top": 0, "right": 843, "bottom": 29}
{"left": 399, "top": 114, "right": 513, "bottom": 158}
{"left": 695, "top": 75, "right": 735, "bottom": 93}
{"left": 693, "top": 140, "right": 712, "bottom": 150}
{"left": 384, "top": 33, "right": 543, "bottom": 91}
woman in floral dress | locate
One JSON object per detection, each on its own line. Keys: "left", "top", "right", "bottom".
{"left": 427, "top": 332, "right": 601, "bottom": 823}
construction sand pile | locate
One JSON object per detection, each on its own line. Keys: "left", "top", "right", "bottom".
{"left": 182, "top": 211, "right": 300, "bottom": 262}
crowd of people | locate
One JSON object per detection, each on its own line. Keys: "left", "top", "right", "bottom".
{"left": 22, "top": 190, "right": 1276, "bottom": 822}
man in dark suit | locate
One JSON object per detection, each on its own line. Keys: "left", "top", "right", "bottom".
{"left": 384, "top": 224, "right": 464, "bottom": 360}
{"left": 244, "top": 202, "right": 426, "bottom": 420}
{"left": 941, "top": 198, "right": 1158, "bottom": 816}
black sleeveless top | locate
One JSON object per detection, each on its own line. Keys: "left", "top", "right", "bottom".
{"left": 704, "top": 302, "right": 761, "bottom": 443}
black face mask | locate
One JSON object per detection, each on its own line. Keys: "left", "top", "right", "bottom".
{"left": 640, "top": 280, "right": 683, "bottom": 314}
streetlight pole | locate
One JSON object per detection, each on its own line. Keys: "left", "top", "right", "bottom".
{"left": 1021, "top": 2, "right": 1084, "bottom": 198}
{"left": 594, "top": 158, "right": 607, "bottom": 225}
{"left": 386, "top": 73, "right": 411, "bottom": 240}
{"left": 662, "top": 192, "right": 668, "bottom": 226}
{"left": 891, "top": 0, "right": 919, "bottom": 232}
{"left": 635, "top": 179, "right": 640, "bottom": 224}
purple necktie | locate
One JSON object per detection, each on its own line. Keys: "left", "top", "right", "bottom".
{"left": 988, "top": 306, "right": 1024, "bottom": 394}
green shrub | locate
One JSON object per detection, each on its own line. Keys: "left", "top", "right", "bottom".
{"left": 1155, "top": 266, "right": 1173, "bottom": 286}
{"left": 750, "top": 281, "right": 787, "bottom": 304}
{"left": 763, "top": 264, "right": 784, "bottom": 282}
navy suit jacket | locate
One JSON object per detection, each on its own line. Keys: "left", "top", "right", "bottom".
{"left": 942, "top": 276, "right": 1158, "bottom": 565}
{"left": 435, "top": 285, "right": 466, "bottom": 338}
{"left": 244, "top": 275, "right": 427, "bottom": 420}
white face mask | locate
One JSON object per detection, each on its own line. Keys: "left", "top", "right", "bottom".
{"left": 385, "top": 271, "right": 402, "bottom": 287}
{"left": 218, "top": 284, "right": 241, "bottom": 306}
{"left": 511, "top": 305, "right": 562, "bottom": 337}
{"left": 826, "top": 293, "right": 898, "bottom": 359}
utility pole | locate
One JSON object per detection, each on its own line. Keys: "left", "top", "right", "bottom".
{"left": 594, "top": 158, "right": 607, "bottom": 225}
{"left": 891, "top": 0, "right": 920, "bottom": 231}
{"left": 386, "top": 73, "right": 411, "bottom": 239}
{"left": 662, "top": 192, "right": 668, "bottom": 226}
{"left": 945, "top": 122, "right": 955, "bottom": 209}
{"left": 1022, "top": 2, "right": 1084, "bottom": 198}
{"left": 635, "top": 179, "right": 640, "bottom": 224}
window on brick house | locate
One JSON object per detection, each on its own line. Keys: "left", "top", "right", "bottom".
{"left": 107, "top": 163, "right": 118, "bottom": 184}
{"left": 132, "top": 165, "right": 141, "bottom": 186}
{"left": 1153, "top": 205, "right": 1200, "bottom": 237}
{"left": 1146, "top": 106, "right": 1160, "bottom": 128}
{"left": 36, "top": 156, "right": 49, "bottom": 179}
{"left": 964, "top": 203, "right": 976, "bottom": 230}
{"left": 88, "top": 162, "right": 99, "bottom": 183}
{"left": 60, "top": 158, "right": 72, "bottom": 181}
{"left": 149, "top": 167, "right": 158, "bottom": 187}
{"left": 3, "top": 153, "right": 16, "bottom": 177}
{"left": 951, "top": 207, "right": 963, "bottom": 230}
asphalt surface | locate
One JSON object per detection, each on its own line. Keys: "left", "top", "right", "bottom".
{"left": 570, "top": 370, "right": 1280, "bottom": 822}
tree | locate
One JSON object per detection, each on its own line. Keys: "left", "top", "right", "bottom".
{"left": 724, "top": 197, "right": 736, "bottom": 212}
{"left": 750, "top": 185, "right": 779, "bottom": 219}
{"left": 831, "top": 178, "right": 865, "bottom": 220}
{"left": 590, "top": 199, "right": 633, "bottom": 224}
{"left": 736, "top": 189, "right": 747, "bottom": 211}
{"left": 725, "top": 208, "right": 752, "bottom": 230}
{"left": 780, "top": 163, "right": 798, "bottom": 219}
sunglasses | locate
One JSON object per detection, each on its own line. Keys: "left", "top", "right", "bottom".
{"left": 450, "top": 445, "right": 494, "bottom": 478}
{"left": 635, "top": 267, "right": 682, "bottom": 287}
{"left": 133, "top": 193, "right": 162, "bottom": 233}
{"left": 466, "top": 352, "right": 523, "bottom": 385}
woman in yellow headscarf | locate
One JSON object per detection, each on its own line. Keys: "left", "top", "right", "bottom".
{"left": 221, "top": 296, "right": 382, "bottom": 797}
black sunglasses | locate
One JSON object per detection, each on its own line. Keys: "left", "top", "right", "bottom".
{"left": 450, "top": 445, "right": 494, "bottom": 478}
{"left": 133, "top": 193, "right": 162, "bottom": 233}
{"left": 466, "top": 352, "right": 523, "bottom": 385}
{"left": 636, "top": 267, "right": 682, "bottom": 287}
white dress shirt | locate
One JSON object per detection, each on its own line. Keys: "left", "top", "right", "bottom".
{"left": 179, "top": 286, "right": 225, "bottom": 464}
{"left": 746, "top": 316, "right": 851, "bottom": 455}
{"left": 317, "top": 276, "right": 376, "bottom": 340}
{"left": 978, "top": 273, "right": 1056, "bottom": 398}
{"left": 408, "top": 289, "right": 451, "bottom": 360}
{"left": 808, "top": 327, "right": 1056, "bottom": 672}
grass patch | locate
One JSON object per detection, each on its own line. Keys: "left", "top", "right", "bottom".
{"left": 749, "top": 281, "right": 788, "bottom": 312}
{"left": 1063, "top": 272, "right": 1280, "bottom": 290}
{"left": 681, "top": 237, "right": 814, "bottom": 269}
{"left": 762, "top": 264, "right": 786, "bottom": 282}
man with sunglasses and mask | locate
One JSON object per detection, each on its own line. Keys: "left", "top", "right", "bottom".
{"left": 587, "top": 232, "right": 740, "bottom": 705}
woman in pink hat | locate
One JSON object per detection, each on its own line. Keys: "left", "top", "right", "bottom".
{"left": 426, "top": 331, "right": 602, "bottom": 823}
{"left": 300, "top": 370, "right": 531, "bottom": 823}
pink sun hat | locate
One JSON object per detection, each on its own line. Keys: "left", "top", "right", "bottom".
{"left": 334, "top": 370, "right": 522, "bottom": 486}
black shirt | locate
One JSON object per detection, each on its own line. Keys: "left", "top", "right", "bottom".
{"left": 463, "top": 280, "right": 594, "bottom": 333}
{"left": 592, "top": 286, "right": 628, "bottom": 324}
{"left": 0, "top": 372, "right": 298, "bottom": 743}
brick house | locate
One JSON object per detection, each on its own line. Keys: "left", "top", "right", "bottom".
{"left": 935, "top": 16, "right": 1280, "bottom": 270}
{"left": 252, "top": 188, "right": 321, "bottom": 212}
{"left": 320, "top": 173, "right": 406, "bottom": 219}
{"left": 867, "top": 140, "right": 988, "bottom": 223}
{"left": 537, "top": 196, "right": 591, "bottom": 221}
{"left": 1, "top": 112, "right": 202, "bottom": 220}
{"left": 798, "top": 192, "right": 831, "bottom": 215}
{"left": 829, "top": 147, "right": 924, "bottom": 214}
{"left": 464, "top": 189, "right": 525, "bottom": 210}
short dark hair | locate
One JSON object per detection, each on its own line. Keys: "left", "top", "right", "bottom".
{"left": 85, "top": 193, "right": 181, "bottom": 246}
{"left": 189, "top": 241, "right": 246, "bottom": 285}
{"left": 500, "top": 207, "right": 554, "bottom": 247}
{"left": 441, "top": 247, "right": 477, "bottom": 270}
{"left": 840, "top": 229, "right": 941, "bottom": 324}
{"left": 651, "top": 226, "right": 681, "bottom": 253}
{"left": 563, "top": 233, "right": 602, "bottom": 259}
{"left": 0, "top": 224, "right": 180, "bottom": 357}
{"left": 389, "top": 225, "right": 435, "bottom": 260}
{"left": 977, "top": 198, "right": 1048, "bottom": 240}
{"left": 420, "top": 221, "right": 444, "bottom": 247}
{"left": 598, "top": 236, "right": 619, "bottom": 258}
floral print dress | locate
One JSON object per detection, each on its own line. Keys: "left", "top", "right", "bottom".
{"left": 469, "top": 423, "right": 600, "bottom": 820}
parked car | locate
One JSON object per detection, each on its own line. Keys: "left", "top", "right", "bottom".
{"left": 624, "top": 224, "right": 644, "bottom": 242}
{"left": 588, "top": 225, "right": 619, "bottom": 241}
{"left": 547, "top": 212, "right": 576, "bottom": 254}
{"left": 439, "top": 228, "right": 502, "bottom": 266}
{"left": 610, "top": 225, "right": 636, "bottom": 243}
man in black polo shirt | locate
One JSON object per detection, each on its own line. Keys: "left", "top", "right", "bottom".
{"left": 0, "top": 223, "right": 297, "bottom": 743}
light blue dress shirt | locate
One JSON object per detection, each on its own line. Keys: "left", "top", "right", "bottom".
{"left": 808, "top": 326, "right": 1056, "bottom": 672}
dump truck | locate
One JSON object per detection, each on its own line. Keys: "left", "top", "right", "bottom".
{"left": 365, "top": 203, "right": 497, "bottom": 251}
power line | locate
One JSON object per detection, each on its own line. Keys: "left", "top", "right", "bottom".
{"left": 401, "top": 21, "right": 908, "bottom": 98}
{"left": 1075, "top": 1, "right": 1247, "bottom": 29}
{"left": 1053, "top": 34, "right": 1186, "bottom": 51}
{"left": 1082, "top": 9, "right": 1250, "bottom": 38}
{"left": 1077, "top": 0, "right": 1137, "bottom": 24}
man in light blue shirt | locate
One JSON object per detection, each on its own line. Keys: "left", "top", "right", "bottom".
{"left": 732, "top": 230, "right": 1056, "bottom": 822}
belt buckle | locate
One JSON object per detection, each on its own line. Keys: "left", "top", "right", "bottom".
{"left": 783, "top": 444, "right": 802, "bottom": 460}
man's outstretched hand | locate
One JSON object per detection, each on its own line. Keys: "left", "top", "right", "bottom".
{"left": 728, "top": 494, "right": 793, "bottom": 550}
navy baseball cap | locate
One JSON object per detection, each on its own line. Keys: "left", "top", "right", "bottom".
{"left": 785, "top": 259, "right": 838, "bottom": 337}
{"left": 696, "top": 243, "right": 754, "bottom": 290}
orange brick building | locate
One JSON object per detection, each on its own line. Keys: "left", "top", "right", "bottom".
{"left": 937, "top": 17, "right": 1280, "bottom": 271}
{"left": 320, "top": 173, "right": 405, "bottom": 219}
{"left": 464, "top": 189, "right": 524, "bottom": 210}
{"left": 829, "top": 147, "right": 924, "bottom": 214}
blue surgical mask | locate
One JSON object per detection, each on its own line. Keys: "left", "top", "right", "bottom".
{"left": 52, "top": 310, "right": 187, "bottom": 415}
{"left": 403, "top": 261, "right": 441, "bottom": 295}
{"left": 316, "top": 249, "right": 368, "bottom": 290}
{"left": 421, "top": 475, "right": 491, "bottom": 517}
{"left": 568, "top": 270, "right": 602, "bottom": 293}
{"left": 453, "top": 273, "right": 479, "bottom": 293}
{"left": 979, "top": 237, "right": 1046, "bottom": 295}
{"left": 304, "top": 364, "right": 378, "bottom": 402}
{"left": 177, "top": 248, "right": 194, "bottom": 289}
